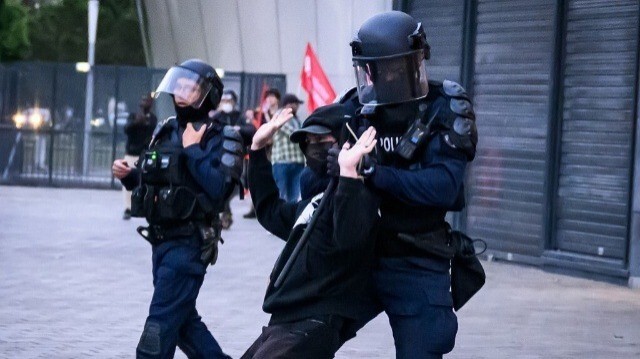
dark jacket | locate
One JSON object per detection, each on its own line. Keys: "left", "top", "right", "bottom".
{"left": 248, "top": 148, "right": 380, "bottom": 324}
{"left": 211, "top": 110, "right": 256, "bottom": 145}
{"left": 124, "top": 112, "right": 157, "bottom": 156}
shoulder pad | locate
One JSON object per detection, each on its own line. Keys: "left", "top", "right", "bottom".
{"left": 449, "top": 98, "right": 475, "bottom": 120}
{"left": 442, "top": 79, "right": 469, "bottom": 99}
{"left": 442, "top": 118, "right": 477, "bottom": 161}
{"left": 150, "top": 117, "right": 176, "bottom": 141}
{"left": 222, "top": 125, "right": 243, "bottom": 141}
{"left": 433, "top": 80, "right": 474, "bottom": 121}
{"left": 335, "top": 87, "right": 358, "bottom": 104}
{"left": 430, "top": 82, "right": 478, "bottom": 160}
{"left": 201, "top": 120, "right": 224, "bottom": 144}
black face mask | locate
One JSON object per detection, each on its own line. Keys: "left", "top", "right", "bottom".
{"left": 304, "top": 141, "right": 334, "bottom": 175}
{"left": 173, "top": 95, "right": 214, "bottom": 126}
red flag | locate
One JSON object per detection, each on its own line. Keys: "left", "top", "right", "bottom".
{"left": 300, "top": 43, "right": 336, "bottom": 112}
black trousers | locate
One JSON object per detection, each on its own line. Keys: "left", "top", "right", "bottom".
{"left": 241, "top": 315, "right": 358, "bottom": 359}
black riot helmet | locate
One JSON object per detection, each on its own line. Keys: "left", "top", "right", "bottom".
{"left": 153, "top": 59, "right": 224, "bottom": 110}
{"left": 350, "top": 11, "right": 430, "bottom": 107}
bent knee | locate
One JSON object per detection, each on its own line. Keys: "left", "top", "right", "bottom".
{"left": 137, "top": 320, "right": 162, "bottom": 358}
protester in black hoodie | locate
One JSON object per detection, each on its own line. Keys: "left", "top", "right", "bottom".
{"left": 241, "top": 104, "right": 380, "bottom": 359}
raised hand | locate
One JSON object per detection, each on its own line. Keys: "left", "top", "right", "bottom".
{"left": 182, "top": 122, "right": 208, "bottom": 148}
{"left": 338, "top": 126, "right": 377, "bottom": 178}
{"left": 250, "top": 108, "right": 293, "bottom": 150}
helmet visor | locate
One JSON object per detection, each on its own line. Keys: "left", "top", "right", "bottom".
{"left": 353, "top": 51, "right": 428, "bottom": 106}
{"left": 153, "top": 66, "right": 213, "bottom": 109}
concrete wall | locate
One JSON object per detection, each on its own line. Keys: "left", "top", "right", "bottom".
{"left": 140, "top": 0, "right": 392, "bottom": 115}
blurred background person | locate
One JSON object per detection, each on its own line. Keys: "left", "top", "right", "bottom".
{"left": 270, "top": 93, "right": 305, "bottom": 202}
{"left": 244, "top": 88, "right": 281, "bottom": 219}
{"left": 245, "top": 108, "right": 258, "bottom": 130}
{"left": 27, "top": 108, "right": 52, "bottom": 173}
{"left": 211, "top": 89, "right": 256, "bottom": 141}
{"left": 260, "top": 88, "right": 281, "bottom": 124}
{"left": 121, "top": 94, "right": 156, "bottom": 220}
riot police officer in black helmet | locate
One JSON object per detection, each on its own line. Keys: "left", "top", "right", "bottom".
{"left": 334, "top": 11, "right": 480, "bottom": 358}
{"left": 112, "top": 59, "right": 242, "bottom": 358}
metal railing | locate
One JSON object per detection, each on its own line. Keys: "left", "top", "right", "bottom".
{"left": 0, "top": 62, "right": 286, "bottom": 188}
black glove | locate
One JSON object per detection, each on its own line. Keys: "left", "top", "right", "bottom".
{"left": 326, "top": 143, "right": 341, "bottom": 177}
{"left": 221, "top": 126, "right": 244, "bottom": 181}
{"left": 199, "top": 225, "right": 223, "bottom": 266}
{"left": 358, "top": 154, "right": 376, "bottom": 178}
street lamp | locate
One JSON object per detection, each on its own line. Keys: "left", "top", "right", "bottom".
{"left": 82, "top": 0, "right": 99, "bottom": 176}
{"left": 28, "top": 108, "right": 44, "bottom": 130}
{"left": 12, "top": 111, "right": 26, "bottom": 129}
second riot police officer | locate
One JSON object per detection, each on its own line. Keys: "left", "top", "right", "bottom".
{"left": 338, "top": 11, "right": 480, "bottom": 358}
{"left": 112, "top": 59, "right": 243, "bottom": 359}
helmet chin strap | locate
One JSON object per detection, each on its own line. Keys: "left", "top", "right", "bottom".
{"left": 172, "top": 95, "right": 214, "bottom": 125}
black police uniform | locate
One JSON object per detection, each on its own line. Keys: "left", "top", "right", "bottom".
{"left": 343, "top": 11, "right": 479, "bottom": 359}
{"left": 119, "top": 59, "right": 242, "bottom": 359}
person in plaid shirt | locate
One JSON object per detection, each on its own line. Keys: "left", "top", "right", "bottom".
{"left": 271, "top": 94, "right": 306, "bottom": 202}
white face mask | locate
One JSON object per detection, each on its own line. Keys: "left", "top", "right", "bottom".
{"left": 221, "top": 103, "right": 233, "bottom": 113}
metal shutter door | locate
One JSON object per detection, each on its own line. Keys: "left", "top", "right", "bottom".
{"left": 467, "top": 0, "right": 556, "bottom": 255}
{"left": 555, "top": 0, "right": 638, "bottom": 260}
{"left": 406, "top": 0, "right": 465, "bottom": 83}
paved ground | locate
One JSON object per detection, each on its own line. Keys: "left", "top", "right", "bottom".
{"left": 1, "top": 186, "right": 640, "bottom": 358}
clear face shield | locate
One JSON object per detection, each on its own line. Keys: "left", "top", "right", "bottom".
{"left": 153, "top": 66, "right": 213, "bottom": 108}
{"left": 353, "top": 50, "right": 429, "bottom": 106}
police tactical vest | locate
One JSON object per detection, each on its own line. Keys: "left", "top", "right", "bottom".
{"left": 362, "top": 80, "right": 476, "bottom": 169}
{"left": 130, "top": 118, "right": 217, "bottom": 225}
{"left": 341, "top": 80, "right": 477, "bottom": 235}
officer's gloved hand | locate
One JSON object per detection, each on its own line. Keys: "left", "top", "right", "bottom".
{"left": 200, "top": 237, "right": 220, "bottom": 266}
{"left": 221, "top": 126, "right": 244, "bottom": 181}
{"left": 326, "top": 143, "right": 341, "bottom": 177}
{"left": 358, "top": 154, "right": 377, "bottom": 178}
{"left": 199, "top": 224, "right": 223, "bottom": 266}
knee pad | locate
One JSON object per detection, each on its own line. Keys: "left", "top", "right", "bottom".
{"left": 137, "top": 320, "right": 162, "bottom": 357}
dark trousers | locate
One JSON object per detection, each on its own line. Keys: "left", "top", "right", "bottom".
{"left": 136, "top": 235, "right": 230, "bottom": 359}
{"left": 374, "top": 256, "right": 458, "bottom": 359}
{"left": 241, "top": 315, "right": 359, "bottom": 359}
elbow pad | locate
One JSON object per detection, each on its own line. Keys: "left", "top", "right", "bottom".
{"left": 439, "top": 80, "right": 478, "bottom": 161}
{"left": 221, "top": 126, "right": 244, "bottom": 181}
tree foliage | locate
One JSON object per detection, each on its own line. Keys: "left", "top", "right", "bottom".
{"left": 2, "top": 0, "right": 145, "bottom": 65}
{"left": 0, "top": 0, "right": 32, "bottom": 62}
{"left": 28, "top": 0, "right": 89, "bottom": 63}
{"left": 95, "top": 0, "right": 145, "bottom": 65}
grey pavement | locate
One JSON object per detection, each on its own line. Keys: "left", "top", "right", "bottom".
{"left": 1, "top": 186, "right": 639, "bottom": 358}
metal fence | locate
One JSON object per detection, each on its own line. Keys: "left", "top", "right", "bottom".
{"left": 0, "top": 62, "right": 286, "bottom": 188}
